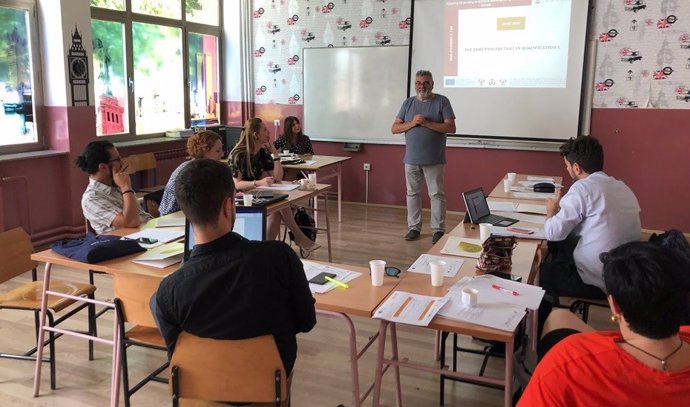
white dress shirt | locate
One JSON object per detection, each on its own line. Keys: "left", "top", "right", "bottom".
{"left": 81, "top": 178, "right": 153, "bottom": 235}
{"left": 544, "top": 171, "right": 641, "bottom": 292}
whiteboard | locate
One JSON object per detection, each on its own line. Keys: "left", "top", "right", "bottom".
{"left": 303, "top": 46, "right": 409, "bottom": 144}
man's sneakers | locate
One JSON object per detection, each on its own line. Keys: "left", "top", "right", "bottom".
{"left": 404, "top": 229, "right": 421, "bottom": 241}
{"left": 405, "top": 230, "right": 445, "bottom": 244}
{"left": 432, "top": 231, "right": 444, "bottom": 244}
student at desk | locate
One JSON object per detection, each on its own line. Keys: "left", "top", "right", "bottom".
{"left": 519, "top": 242, "right": 690, "bottom": 407}
{"left": 229, "top": 117, "right": 321, "bottom": 257}
{"left": 159, "top": 130, "right": 224, "bottom": 216}
{"left": 274, "top": 116, "right": 313, "bottom": 181}
{"left": 152, "top": 159, "right": 316, "bottom": 374}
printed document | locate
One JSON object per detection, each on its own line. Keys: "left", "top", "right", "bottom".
{"left": 302, "top": 261, "right": 361, "bottom": 294}
{"left": 374, "top": 291, "right": 449, "bottom": 327}
{"left": 408, "top": 254, "right": 464, "bottom": 278}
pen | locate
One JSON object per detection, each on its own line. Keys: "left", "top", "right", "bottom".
{"left": 491, "top": 284, "right": 519, "bottom": 296}
{"left": 325, "top": 276, "right": 349, "bottom": 289}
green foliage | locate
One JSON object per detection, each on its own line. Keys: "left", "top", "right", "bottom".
{"left": 0, "top": 7, "right": 30, "bottom": 87}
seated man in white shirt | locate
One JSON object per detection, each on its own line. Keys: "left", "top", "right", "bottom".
{"left": 75, "top": 140, "right": 152, "bottom": 234}
{"left": 540, "top": 136, "right": 641, "bottom": 308}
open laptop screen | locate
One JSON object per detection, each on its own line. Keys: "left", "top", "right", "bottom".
{"left": 184, "top": 206, "right": 266, "bottom": 260}
{"left": 462, "top": 187, "right": 491, "bottom": 223}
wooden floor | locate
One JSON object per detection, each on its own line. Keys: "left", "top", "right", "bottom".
{"left": 0, "top": 202, "right": 613, "bottom": 406}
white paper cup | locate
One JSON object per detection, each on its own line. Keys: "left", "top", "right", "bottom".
{"left": 283, "top": 150, "right": 290, "bottom": 155}
{"left": 461, "top": 288, "right": 478, "bottom": 307}
{"left": 479, "top": 223, "right": 492, "bottom": 242}
{"left": 243, "top": 194, "right": 253, "bottom": 206}
{"left": 299, "top": 178, "right": 309, "bottom": 190}
{"left": 369, "top": 260, "right": 386, "bottom": 286}
{"left": 308, "top": 173, "right": 317, "bottom": 188}
{"left": 507, "top": 172, "right": 517, "bottom": 182}
{"left": 429, "top": 260, "right": 446, "bottom": 287}
{"left": 503, "top": 179, "right": 513, "bottom": 192}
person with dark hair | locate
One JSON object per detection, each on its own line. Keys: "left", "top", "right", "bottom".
{"left": 540, "top": 136, "right": 640, "bottom": 306}
{"left": 274, "top": 116, "right": 313, "bottom": 155}
{"left": 75, "top": 140, "right": 152, "bottom": 234}
{"left": 230, "top": 117, "right": 320, "bottom": 256}
{"left": 392, "top": 69, "right": 456, "bottom": 244}
{"left": 519, "top": 242, "right": 690, "bottom": 406}
{"left": 152, "top": 159, "right": 317, "bottom": 374}
{"left": 158, "top": 130, "right": 224, "bottom": 216}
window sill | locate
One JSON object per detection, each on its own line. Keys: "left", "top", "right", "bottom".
{"left": 0, "top": 149, "right": 68, "bottom": 163}
{"left": 113, "top": 136, "right": 187, "bottom": 148}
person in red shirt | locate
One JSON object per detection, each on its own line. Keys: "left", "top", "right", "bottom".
{"left": 519, "top": 241, "right": 690, "bottom": 406}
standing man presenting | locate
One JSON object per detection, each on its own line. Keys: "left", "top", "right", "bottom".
{"left": 392, "top": 70, "right": 456, "bottom": 244}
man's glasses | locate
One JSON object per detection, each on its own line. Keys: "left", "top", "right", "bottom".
{"left": 108, "top": 156, "right": 122, "bottom": 163}
{"left": 369, "top": 266, "right": 401, "bottom": 277}
{"left": 415, "top": 81, "right": 432, "bottom": 86}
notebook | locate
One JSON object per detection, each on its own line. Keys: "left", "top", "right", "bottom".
{"left": 184, "top": 206, "right": 267, "bottom": 261}
{"left": 462, "top": 187, "right": 518, "bottom": 227}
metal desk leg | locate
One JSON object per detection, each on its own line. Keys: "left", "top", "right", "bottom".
{"left": 504, "top": 336, "right": 515, "bottom": 407}
{"left": 337, "top": 162, "right": 342, "bottom": 223}
{"left": 372, "top": 320, "right": 389, "bottom": 407}
{"left": 33, "top": 262, "right": 51, "bottom": 397}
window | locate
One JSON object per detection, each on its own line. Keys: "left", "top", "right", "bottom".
{"left": 91, "top": 0, "right": 221, "bottom": 139}
{"left": 0, "top": 0, "right": 41, "bottom": 153}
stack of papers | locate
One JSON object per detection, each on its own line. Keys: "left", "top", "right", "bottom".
{"left": 373, "top": 291, "right": 449, "bottom": 327}
{"left": 302, "top": 261, "right": 361, "bottom": 294}
{"left": 255, "top": 183, "right": 300, "bottom": 191}
{"left": 156, "top": 217, "right": 186, "bottom": 227}
{"left": 437, "top": 275, "right": 545, "bottom": 332}
{"left": 131, "top": 242, "right": 184, "bottom": 268}
{"left": 407, "top": 254, "right": 464, "bottom": 278}
{"left": 122, "top": 229, "right": 185, "bottom": 249}
{"left": 492, "top": 226, "right": 545, "bottom": 240}
{"left": 440, "top": 236, "right": 484, "bottom": 258}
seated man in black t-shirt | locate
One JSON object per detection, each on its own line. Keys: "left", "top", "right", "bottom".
{"left": 151, "top": 159, "right": 316, "bottom": 373}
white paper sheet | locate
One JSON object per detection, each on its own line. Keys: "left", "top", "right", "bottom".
{"left": 131, "top": 242, "right": 184, "bottom": 268}
{"left": 407, "top": 254, "right": 464, "bottom": 278}
{"left": 493, "top": 211, "right": 547, "bottom": 225}
{"left": 488, "top": 201, "right": 547, "bottom": 215}
{"left": 122, "top": 229, "right": 185, "bottom": 249}
{"left": 449, "top": 275, "right": 545, "bottom": 310}
{"left": 512, "top": 191, "right": 557, "bottom": 200}
{"left": 255, "top": 183, "right": 300, "bottom": 191}
{"left": 302, "top": 261, "right": 361, "bottom": 294}
{"left": 437, "top": 296, "right": 526, "bottom": 332}
{"left": 373, "top": 291, "right": 449, "bottom": 327}
{"left": 492, "top": 226, "right": 545, "bottom": 240}
{"left": 156, "top": 217, "right": 186, "bottom": 227}
{"left": 440, "top": 236, "right": 484, "bottom": 258}
{"left": 526, "top": 176, "right": 555, "bottom": 182}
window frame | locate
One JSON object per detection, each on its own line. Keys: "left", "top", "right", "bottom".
{"left": 90, "top": 0, "right": 223, "bottom": 141}
{"left": 0, "top": 0, "right": 44, "bottom": 155}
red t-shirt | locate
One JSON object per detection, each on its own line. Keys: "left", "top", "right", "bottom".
{"left": 518, "top": 327, "right": 690, "bottom": 407}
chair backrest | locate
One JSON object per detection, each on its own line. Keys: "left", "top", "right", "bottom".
{"left": 113, "top": 273, "right": 160, "bottom": 327}
{"left": 170, "top": 332, "right": 288, "bottom": 406}
{"left": 0, "top": 227, "right": 37, "bottom": 283}
{"left": 122, "top": 153, "right": 158, "bottom": 188}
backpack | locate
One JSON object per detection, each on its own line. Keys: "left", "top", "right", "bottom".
{"left": 289, "top": 207, "right": 317, "bottom": 242}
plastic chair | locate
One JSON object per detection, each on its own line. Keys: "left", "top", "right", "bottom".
{"left": 113, "top": 273, "right": 168, "bottom": 407}
{"left": 170, "top": 332, "right": 290, "bottom": 407}
{"left": 0, "top": 227, "right": 96, "bottom": 390}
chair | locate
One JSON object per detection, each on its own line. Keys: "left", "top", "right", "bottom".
{"left": 170, "top": 332, "right": 290, "bottom": 407}
{"left": 121, "top": 152, "right": 163, "bottom": 192}
{"left": 0, "top": 227, "right": 96, "bottom": 390}
{"left": 113, "top": 273, "right": 168, "bottom": 407}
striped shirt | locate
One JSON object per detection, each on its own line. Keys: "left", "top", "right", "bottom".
{"left": 81, "top": 178, "right": 153, "bottom": 235}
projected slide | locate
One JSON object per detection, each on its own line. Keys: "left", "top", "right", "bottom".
{"left": 444, "top": 0, "right": 572, "bottom": 88}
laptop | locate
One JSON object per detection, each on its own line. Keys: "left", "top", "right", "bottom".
{"left": 462, "top": 187, "right": 519, "bottom": 227}
{"left": 184, "top": 206, "right": 267, "bottom": 261}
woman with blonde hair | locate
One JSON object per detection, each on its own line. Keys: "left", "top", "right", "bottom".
{"left": 159, "top": 130, "right": 224, "bottom": 216}
{"left": 230, "top": 117, "right": 320, "bottom": 256}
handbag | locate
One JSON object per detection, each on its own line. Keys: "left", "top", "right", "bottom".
{"left": 50, "top": 233, "right": 146, "bottom": 264}
{"left": 476, "top": 236, "right": 517, "bottom": 272}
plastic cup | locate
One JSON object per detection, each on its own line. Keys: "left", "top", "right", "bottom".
{"left": 507, "top": 172, "right": 517, "bottom": 182}
{"left": 308, "top": 173, "right": 317, "bottom": 188}
{"left": 283, "top": 150, "right": 290, "bottom": 155}
{"left": 479, "top": 223, "right": 492, "bottom": 242}
{"left": 503, "top": 179, "right": 513, "bottom": 192}
{"left": 243, "top": 194, "right": 253, "bottom": 206}
{"left": 369, "top": 260, "right": 386, "bottom": 286}
{"left": 299, "top": 178, "right": 309, "bottom": 190}
{"left": 461, "top": 288, "right": 478, "bottom": 307}
{"left": 429, "top": 260, "right": 446, "bottom": 287}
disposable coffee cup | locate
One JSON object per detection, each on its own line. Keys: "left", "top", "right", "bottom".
{"left": 308, "top": 173, "right": 317, "bottom": 188}
{"left": 283, "top": 150, "right": 290, "bottom": 155}
{"left": 429, "top": 260, "right": 446, "bottom": 287}
{"left": 369, "top": 260, "right": 386, "bottom": 286}
{"left": 503, "top": 179, "right": 513, "bottom": 193}
{"left": 243, "top": 194, "right": 253, "bottom": 206}
{"left": 299, "top": 178, "right": 309, "bottom": 190}
{"left": 507, "top": 172, "right": 517, "bottom": 182}
{"left": 461, "top": 288, "right": 478, "bottom": 307}
{"left": 479, "top": 223, "right": 492, "bottom": 242}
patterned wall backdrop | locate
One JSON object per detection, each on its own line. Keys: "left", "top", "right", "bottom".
{"left": 251, "top": 0, "right": 412, "bottom": 105}
{"left": 593, "top": 0, "right": 690, "bottom": 108}
{"left": 251, "top": 0, "right": 689, "bottom": 109}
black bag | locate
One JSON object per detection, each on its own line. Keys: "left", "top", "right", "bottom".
{"left": 289, "top": 207, "right": 316, "bottom": 242}
{"left": 50, "top": 233, "right": 146, "bottom": 264}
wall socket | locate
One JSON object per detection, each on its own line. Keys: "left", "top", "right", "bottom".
{"left": 274, "top": 119, "right": 280, "bottom": 127}
{"left": 363, "top": 163, "right": 371, "bottom": 171}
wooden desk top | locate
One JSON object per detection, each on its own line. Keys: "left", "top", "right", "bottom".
{"left": 281, "top": 155, "right": 351, "bottom": 171}
{"left": 488, "top": 173, "right": 563, "bottom": 201}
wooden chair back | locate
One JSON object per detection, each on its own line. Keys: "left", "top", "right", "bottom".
{"left": 170, "top": 332, "right": 288, "bottom": 406}
{"left": 0, "top": 227, "right": 37, "bottom": 283}
{"left": 113, "top": 273, "right": 160, "bottom": 328}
